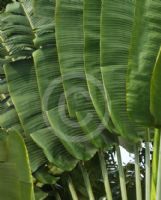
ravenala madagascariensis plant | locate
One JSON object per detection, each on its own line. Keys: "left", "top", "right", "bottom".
{"left": 0, "top": 0, "right": 161, "bottom": 199}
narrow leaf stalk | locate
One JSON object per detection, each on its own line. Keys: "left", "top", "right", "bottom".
{"left": 67, "top": 175, "right": 79, "bottom": 200}
{"left": 156, "top": 129, "right": 161, "bottom": 200}
{"left": 99, "top": 151, "right": 113, "bottom": 200}
{"left": 151, "top": 129, "right": 160, "bottom": 200}
{"left": 134, "top": 144, "right": 142, "bottom": 200}
{"left": 145, "top": 129, "right": 150, "bottom": 200}
{"left": 55, "top": 192, "right": 62, "bottom": 200}
{"left": 116, "top": 145, "right": 128, "bottom": 200}
{"left": 79, "top": 163, "right": 95, "bottom": 200}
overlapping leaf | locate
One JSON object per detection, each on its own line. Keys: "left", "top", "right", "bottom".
{"left": 127, "top": 0, "right": 161, "bottom": 126}
{"left": 32, "top": 0, "right": 97, "bottom": 162}
{"left": 1, "top": 1, "right": 77, "bottom": 171}
{"left": 100, "top": 0, "right": 145, "bottom": 142}
{"left": 0, "top": 131, "right": 34, "bottom": 200}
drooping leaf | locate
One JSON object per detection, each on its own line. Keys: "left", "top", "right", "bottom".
{"left": 33, "top": 0, "right": 99, "bottom": 161}
{"left": 0, "top": 163, "right": 22, "bottom": 200}
{"left": 47, "top": 106, "right": 97, "bottom": 161}
{"left": 7, "top": 132, "right": 35, "bottom": 200}
{"left": 55, "top": 0, "right": 114, "bottom": 150}
{"left": 0, "top": 38, "right": 23, "bottom": 133}
{"left": 0, "top": 131, "right": 35, "bottom": 200}
{"left": 25, "top": 137, "right": 47, "bottom": 172}
{"left": 31, "top": 128, "right": 78, "bottom": 171}
{"left": 1, "top": 1, "right": 78, "bottom": 171}
{"left": 76, "top": 110, "right": 115, "bottom": 149}
{"left": 100, "top": 0, "right": 145, "bottom": 142}
{"left": 32, "top": 0, "right": 89, "bottom": 168}
{"left": 55, "top": 0, "right": 93, "bottom": 117}
{"left": 83, "top": 0, "right": 111, "bottom": 131}
{"left": 150, "top": 47, "right": 161, "bottom": 126}
{"left": 127, "top": 0, "right": 161, "bottom": 126}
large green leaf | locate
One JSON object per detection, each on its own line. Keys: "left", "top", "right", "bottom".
{"left": 83, "top": 0, "right": 112, "bottom": 132}
{"left": 55, "top": 0, "right": 93, "bottom": 117}
{"left": 127, "top": 0, "right": 161, "bottom": 126}
{"left": 32, "top": 0, "right": 94, "bottom": 165}
{"left": 25, "top": 137, "right": 47, "bottom": 172}
{"left": 81, "top": 0, "right": 117, "bottom": 148}
{"left": 0, "top": 107, "right": 22, "bottom": 131}
{"left": 31, "top": 128, "right": 78, "bottom": 171}
{"left": 0, "top": 35, "right": 47, "bottom": 172}
{"left": 0, "top": 163, "right": 22, "bottom": 200}
{"left": 0, "top": 131, "right": 34, "bottom": 200}
{"left": 1, "top": 1, "right": 78, "bottom": 171}
{"left": 150, "top": 47, "right": 161, "bottom": 126}
{"left": 76, "top": 110, "right": 115, "bottom": 149}
{"left": 4, "top": 59, "right": 46, "bottom": 133}
{"left": 32, "top": 0, "right": 100, "bottom": 160}
{"left": 0, "top": 24, "right": 45, "bottom": 172}
{"left": 0, "top": 40, "right": 22, "bottom": 132}
{"left": 55, "top": 0, "right": 114, "bottom": 150}
{"left": 100, "top": 0, "right": 144, "bottom": 142}
{"left": 7, "top": 132, "right": 35, "bottom": 200}
{"left": 47, "top": 107, "right": 97, "bottom": 161}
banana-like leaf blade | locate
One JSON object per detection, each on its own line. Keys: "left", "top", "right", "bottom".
{"left": 100, "top": 0, "right": 145, "bottom": 142}
{"left": 127, "top": 0, "right": 161, "bottom": 126}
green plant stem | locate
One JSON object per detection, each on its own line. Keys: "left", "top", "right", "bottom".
{"left": 55, "top": 192, "right": 62, "bottom": 200}
{"left": 98, "top": 151, "right": 113, "bottom": 200}
{"left": 67, "top": 175, "right": 79, "bottom": 200}
{"left": 151, "top": 129, "right": 160, "bottom": 200}
{"left": 116, "top": 145, "right": 127, "bottom": 200}
{"left": 156, "top": 129, "right": 161, "bottom": 200}
{"left": 145, "top": 129, "right": 150, "bottom": 200}
{"left": 134, "top": 144, "right": 142, "bottom": 200}
{"left": 79, "top": 163, "right": 95, "bottom": 200}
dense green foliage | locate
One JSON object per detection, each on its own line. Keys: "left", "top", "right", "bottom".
{"left": 1, "top": 0, "right": 161, "bottom": 199}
